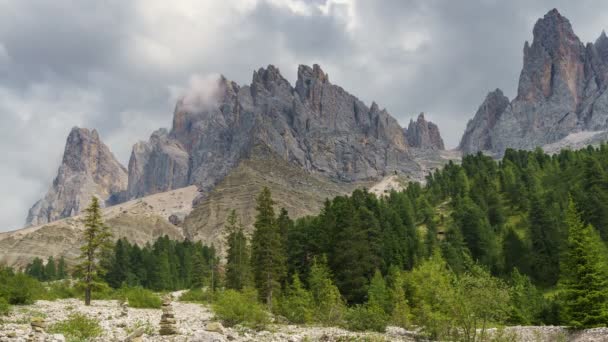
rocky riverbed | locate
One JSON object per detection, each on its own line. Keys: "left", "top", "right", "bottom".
{"left": 1, "top": 296, "right": 607, "bottom": 341}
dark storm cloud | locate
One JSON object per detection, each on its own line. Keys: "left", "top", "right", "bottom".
{"left": 1, "top": 0, "right": 607, "bottom": 231}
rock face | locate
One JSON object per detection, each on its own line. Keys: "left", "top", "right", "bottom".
{"left": 128, "top": 64, "right": 435, "bottom": 199}
{"left": 26, "top": 127, "right": 128, "bottom": 226}
{"left": 405, "top": 113, "right": 445, "bottom": 150}
{"left": 460, "top": 9, "right": 608, "bottom": 156}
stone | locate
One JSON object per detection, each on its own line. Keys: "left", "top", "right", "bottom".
{"left": 158, "top": 296, "right": 178, "bottom": 336}
{"left": 52, "top": 334, "right": 66, "bottom": 342}
{"left": 26, "top": 127, "right": 128, "bottom": 226}
{"left": 205, "top": 321, "right": 224, "bottom": 334}
{"left": 192, "top": 330, "right": 226, "bottom": 342}
{"left": 461, "top": 9, "right": 608, "bottom": 156}
{"left": 124, "top": 327, "right": 144, "bottom": 342}
{"left": 405, "top": 112, "right": 445, "bottom": 150}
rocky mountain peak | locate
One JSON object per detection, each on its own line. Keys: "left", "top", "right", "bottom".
{"left": 405, "top": 112, "right": 445, "bottom": 150}
{"left": 459, "top": 89, "right": 510, "bottom": 154}
{"left": 460, "top": 9, "right": 608, "bottom": 156}
{"left": 518, "top": 9, "right": 585, "bottom": 104}
{"left": 26, "top": 127, "right": 128, "bottom": 226}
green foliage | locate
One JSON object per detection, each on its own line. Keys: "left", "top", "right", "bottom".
{"left": 225, "top": 210, "right": 252, "bottom": 290}
{"left": 45, "top": 280, "right": 79, "bottom": 300}
{"left": 212, "top": 288, "right": 270, "bottom": 329}
{"left": 179, "top": 288, "right": 215, "bottom": 303}
{"left": 250, "top": 187, "right": 287, "bottom": 308}
{"left": 405, "top": 252, "right": 455, "bottom": 340}
{"left": 116, "top": 287, "right": 162, "bottom": 309}
{"left": 0, "top": 298, "right": 10, "bottom": 316}
{"left": 0, "top": 269, "right": 46, "bottom": 305}
{"left": 507, "top": 269, "right": 545, "bottom": 325}
{"left": 344, "top": 303, "right": 388, "bottom": 332}
{"left": 386, "top": 266, "right": 410, "bottom": 328}
{"left": 277, "top": 273, "right": 314, "bottom": 324}
{"left": 449, "top": 265, "right": 510, "bottom": 342}
{"left": 308, "top": 256, "right": 346, "bottom": 325}
{"left": 49, "top": 313, "right": 103, "bottom": 342}
{"left": 74, "top": 196, "right": 113, "bottom": 305}
{"left": 558, "top": 199, "right": 608, "bottom": 328}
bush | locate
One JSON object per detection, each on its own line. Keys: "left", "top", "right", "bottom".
{"left": 0, "top": 298, "right": 11, "bottom": 316}
{"left": 179, "top": 288, "right": 215, "bottom": 303}
{"left": 344, "top": 304, "right": 388, "bottom": 332}
{"left": 276, "top": 274, "right": 314, "bottom": 324}
{"left": 212, "top": 288, "right": 269, "bottom": 329}
{"left": 116, "top": 287, "right": 162, "bottom": 309}
{"left": 49, "top": 313, "right": 103, "bottom": 341}
{"left": 44, "top": 280, "right": 78, "bottom": 300}
{"left": 0, "top": 273, "right": 46, "bottom": 305}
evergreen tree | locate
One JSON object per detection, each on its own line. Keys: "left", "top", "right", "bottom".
{"left": 558, "top": 199, "right": 608, "bottom": 328}
{"left": 105, "top": 238, "right": 130, "bottom": 288}
{"left": 225, "top": 210, "right": 252, "bottom": 290}
{"left": 25, "top": 257, "right": 45, "bottom": 281}
{"left": 57, "top": 256, "right": 67, "bottom": 280}
{"left": 45, "top": 256, "right": 56, "bottom": 281}
{"left": 308, "top": 256, "right": 345, "bottom": 325}
{"left": 277, "top": 273, "right": 314, "bottom": 324}
{"left": 367, "top": 269, "right": 390, "bottom": 314}
{"left": 528, "top": 194, "right": 560, "bottom": 287}
{"left": 74, "top": 196, "right": 113, "bottom": 305}
{"left": 250, "top": 187, "right": 287, "bottom": 309}
{"left": 503, "top": 227, "right": 530, "bottom": 276}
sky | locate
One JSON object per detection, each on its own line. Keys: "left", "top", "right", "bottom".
{"left": 1, "top": 0, "right": 607, "bottom": 232}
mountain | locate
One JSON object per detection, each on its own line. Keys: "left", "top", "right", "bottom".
{"left": 127, "top": 64, "right": 445, "bottom": 200}
{"left": 26, "top": 127, "right": 128, "bottom": 226}
{"left": 405, "top": 112, "right": 445, "bottom": 150}
{"left": 460, "top": 9, "right": 608, "bottom": 156}
{"left": 7, "top": 63, "right": 451, "bottom": 267}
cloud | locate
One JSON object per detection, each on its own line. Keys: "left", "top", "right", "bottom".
{"left": 1, "top": 0, "right": 608, "bottom": 231}
{"left": 169, "top": 73, "right": 224, "bottom": 114}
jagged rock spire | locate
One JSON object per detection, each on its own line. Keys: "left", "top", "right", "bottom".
{"left": 26, "top": 127, "right": 127, "bottom": 226}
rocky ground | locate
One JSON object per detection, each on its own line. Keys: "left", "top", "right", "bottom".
{"left": 1, "top": 296, "right": 608, "bottom": 341}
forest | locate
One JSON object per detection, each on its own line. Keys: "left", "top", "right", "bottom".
{"left": 5, "top": 145, "right": 608, "bottom": 340}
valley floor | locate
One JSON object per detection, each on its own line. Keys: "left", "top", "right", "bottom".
{"left": 1, "top": 296, "right": 608, "bottom": 341}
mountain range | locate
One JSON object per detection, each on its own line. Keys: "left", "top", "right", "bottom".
{"left": 2, "top": 8, "right": 607, "bottom": 267}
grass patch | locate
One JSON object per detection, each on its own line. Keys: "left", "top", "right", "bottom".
{"left": 116, "top": 287, "right": 162, "bottom": 309}
{"left": 126, "top": 319, "right": 155, "bottom": 336}
{"left": 179, "top": 288, "right": 215, "bottom": 303}
{"left": 49, "top": 313, "right": 103, "bottom": 342}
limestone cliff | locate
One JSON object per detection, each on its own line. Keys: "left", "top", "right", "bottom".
{"left": 460, "top": 9, "right": 608, "bottom": 156}
{"left": 25, "top": 127, "right": 128, "bottom": 226}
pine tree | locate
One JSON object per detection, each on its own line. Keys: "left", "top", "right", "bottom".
{"left": 367, "top": 269, "right": 390, "bottom": 314}
{"left": 278, "top": 273, "right": 314, "bottom": 324}
{"left": 225, "top": 210, "right": 252, "bottom": 290}
{"left": 74, "top": 196, "right": 113, "bottom": 305}
{"left": 308, "top": 256, "right": 345, "bottom": 325}
{"left": 25, "top": 257, "right": 45, "bottom": 281}
{"left": 45, "top": 256, "right": 57, "bottom": 281}
{"left": 57, "top": 256, "right": 67, "bottom": 279}
{"left": 558, "top": 199, "right": 608, "bottom": 328}
{"left": 250, "top": 187, "right": 287, "bottom": 309}
{"left": 528, "top": 194, "right": 560, "bottom": 287}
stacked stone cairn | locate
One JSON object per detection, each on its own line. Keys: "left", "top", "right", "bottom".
{"left": 121, "top": 299, "right": 129, "bottom": 317}
{"left": 159, "top": 295, "right": 177, "bottom": 335}
{"left": 28, "top": 317, "right": 46, "bottom": 341}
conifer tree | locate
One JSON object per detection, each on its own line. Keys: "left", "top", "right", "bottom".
{"left": 74, "top": 196, "right": 113, "bottom": 305}
{"left": 25, "top": 257, "right": 45, "bottom": 281}
{"left": 251, "top": 187, "right": 287, "bottom": 309}
{"left": 278, "top": 273, "right": 314, "bottom": 323}
{"left": 57, "top": 256, "right": 67, "bottom": 279}
{"left": 45, "top": 256, "right": 56, "bottom": 281}
{"left": 308, "top": 256, "right": 345, "bottom": 325}
{"left": 225, "top": 210, "right": 251, "bottom": 290}
{"left": 558, "top": 199, "right": 608, "bottom": 328}
{"left": 528, "top": 194, "right": 560, "bottom": 287}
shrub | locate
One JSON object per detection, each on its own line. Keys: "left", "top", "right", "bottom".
{"left": 0, "top": 298, "right": 11, "bottom": 316}
{"left": 179, "top": 288, "right": 215, "bottom": 303}
{"left": 126, "top": 319, "right": 155, "bottom": 336}
{"left": 276, "top": 274, "right": 314, "bottom": 324}
{"left": 49, "top": 313, "right": 103, "bottom": 341}
{"left": 116, "top": 287, "right": 162, "bottom": 309}
{"left": 344, "top": 304, "right": 388, "bottom": 332}
{"left": 44, "top": 280, "right": 78, "bottom": 300}
{"left": 0, "top": 273, "right": 46, "bottom": 304}
{"left": 212, "top": 288, "right": 269, "bottom": 329}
